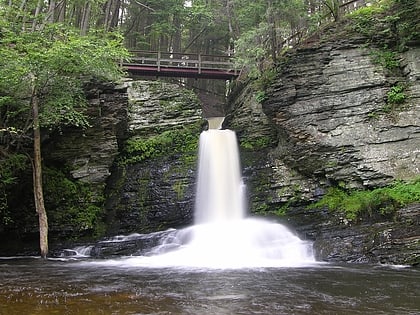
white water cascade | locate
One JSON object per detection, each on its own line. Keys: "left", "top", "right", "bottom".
{"left": 100, "top": 117, "right": 315, "bottom": 269}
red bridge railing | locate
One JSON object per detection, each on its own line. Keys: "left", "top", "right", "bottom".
{"left": 123, "top": 50, "right": 240, "bottom": 80}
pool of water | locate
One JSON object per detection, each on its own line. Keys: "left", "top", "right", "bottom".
{"left": 1, "top": 257, "right": 419, "bottom": 314}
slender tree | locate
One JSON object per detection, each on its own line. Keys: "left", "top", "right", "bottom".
{"left": 29, "top": 73, "right": 48, "bottom": 258}
{"left": 0, "top": 16, "right": 128, "bottom": 257}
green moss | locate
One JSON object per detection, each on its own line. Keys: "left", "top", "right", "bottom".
{"left": 273, "top": 203, "right": 290, "bottom": 217}
{"left": 240, "top": 135, "right": 272, "bottom": 150}
{"left": 0, "top": 153, "right": 29, "bottom": 225}
{"left": 308, "top": 178, "right": 420, "bottom": 220}
{"left": 43, "top": 167, "right": 105, "bottom": 237}
{"left": 254, "top": 203, "right": 269, "bottom": 214}
{"left": 273, "top": 185, "right": 303, "bottom": 217}
{"left": 172, "top": 180, "right": 186, "bottom": 200}
{"left": 120, "top": 123, "right": 201, "bottom": 165}
{"left": 255, "top": 91, "right": 268, "bottom": 104}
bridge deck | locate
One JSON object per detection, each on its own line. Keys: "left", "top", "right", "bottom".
{"left": 123, "top": 50, "right": 240, "bottom": 80}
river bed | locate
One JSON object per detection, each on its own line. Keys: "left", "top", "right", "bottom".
{"left": 1, "top": 257, "right": 419, "bottom": 314}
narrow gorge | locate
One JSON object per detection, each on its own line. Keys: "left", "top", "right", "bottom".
{"left": 1, "top": 16, "right": 419, "bottom": 267}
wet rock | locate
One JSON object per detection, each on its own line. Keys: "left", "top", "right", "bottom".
{"left": 89, "top": 229, "right": 177, "bottom": 257}
{"left": 312, "top": 204, "right": 420, "bottom": 266}
{"left": 105, "top": 80, "right": 203, "bottom": 235}
{"left": 44, "top": 80, "right": 129, "bottom": 197}
{"left": 228, "top": 33, "right": 419, "bottom": 265}
{"left": 263, "top": 42, "right": 419, "bottom": 189}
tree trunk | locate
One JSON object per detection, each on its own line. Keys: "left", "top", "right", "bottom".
{"left": 46, "top": 0, "right": 56, "bottom": 23}
{"left": 31, "top": 77, "right": 48, "bottom": 259}
{"left": 267, "top": 0, "right": 277, "bottom": 63}
{"left": 32, "top": 0, "right": 44, "bottom": 31}
{"left": 80, "top": 2, "right": 91, "bottom": 35}
{"left": 109, "top": 0, "right": 121, "bottom": 30}
{"left": 57, "top": 0, "right": 67, "bottom": 23}
{"left": 102, "top": 0, "right": 112, "bottom": 30}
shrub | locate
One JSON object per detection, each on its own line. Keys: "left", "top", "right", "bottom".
{"left": 308, "top": 178, "right": 420, "bottom": 220}
{"left": 386, "top": 83, "right": 406, "bottom": 105}
{"left": 121, "top": 125, "right": 200, "bottom": 165}
{"left": 43, "top": 167, "right": 105, "bottom": 235}
{"left": 370, "top": 48, "right": 400, "bottom": 70}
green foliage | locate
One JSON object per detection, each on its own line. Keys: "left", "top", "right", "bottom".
{"left": 234, "top": 23, "right": 270, "bottom": 78}
{"left": 121, "top": 125, "right": 200, "bottom": 165}
{"left": 367, "top": 47, "right": 409, "bottom": 115}
{"left": 274, "top": 201, "right": 291, "bottom": 217}
{"left": 0, "top": 153, "right": 29, "bottom": 225}
{"left": 347, "top": 2, "right": 390, "bottom": 37}
{"left": 370, "top": 48, "right": 400, "bottom": 70}
{"left": 347, "top": 0, "right": 419, "bottom": 51}
{"left": 0, "top": 153, "right": 28, "bottom": 186}
{"left": 308, "top": 178, "right": 420, "bottom": 220}
{"left": 239, "top": 135, "right": 272, "bottom": 150}
{"left": 386, "top": 83, "right": 407, "bottom": 106}
{"left": 0, "top": 23, "right": 129, "bottom": 138}
{"left": 255, "top": 67, "right": 277, "bottom": 91}
{"left": 43, "top": 168, "right": 105, "bottom": 236}
{"left": 253, "top": 68, "right": 277, "bottom": 103}
{"left": 255, "top": 91, "right": 268, "bottom": 103}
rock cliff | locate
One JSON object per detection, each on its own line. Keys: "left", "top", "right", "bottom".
{"left": 104, "top": 80, "right": 202, "bottom": 235}
{"left": 228, "top": 32, "right": 419, "bottom": 265}
{"left": 263, "top": 42, "right": 419, "bottom": 189}
{"left": 2, "top": 13, "right": 418, "bottom": 265}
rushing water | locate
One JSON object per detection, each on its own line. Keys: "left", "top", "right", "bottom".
{"left": 1, "top": 257, "right": 419, "bottom": 314}
{"left": 195, "top": 129, "right": 245, "bottom": 224}
{"left": 121, "top": 128, "right": 314, "bottom": 269}
{"left": 3, "top": 126, "right": 419, "bottom": 313}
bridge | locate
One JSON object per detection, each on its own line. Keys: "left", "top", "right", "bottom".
{"left": 122, "top": 50, "right": 240, "bottom": 80}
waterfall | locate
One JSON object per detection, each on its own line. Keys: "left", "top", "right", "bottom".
{"left": 194, "top": 130, "right": 246, "bottom": 224}
{"left": 89, "top": 120, "right": 315, "bottom": 269}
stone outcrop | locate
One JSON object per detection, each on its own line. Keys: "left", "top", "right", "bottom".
{"left": 104, "top": 80, "right": 203, "bottom": 235}
{"left": 46, "top": 80, "right": 203, "bottom": 237}
{"left": 263, "top": 42, "right": 419, "bottom": 189}
{"left": 283, "top": 203, "right": 419, "bottom": 266}
{"left": 45, "top": 80, "right": 128, "bottom": 191}
{"left": 228, "top": 35, "right": 419, "bottom": 265}
{"left": 312, "top": 204, "right": 420, "bottom": 265}
{"left": 0, "top": 81, "right": 130, "bottom": 254}
{"left": 2, "top": 24, "right": 418, "bottom": 266}
{"left": 126, "top": 80, "right": 202, "bottom": 132}
{"left": 0, "top": 79, "right": 204, "bottom": 255}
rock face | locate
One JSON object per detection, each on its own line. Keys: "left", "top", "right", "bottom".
{"left": 46, "top": 80, "right": 203, "bottom": 237}
{"left": 2, "top": 34, "right": 418, "bottom": 265}
{"left": 0, "top": 79, "right": 203, "bottom": 255}
{"left": 228, "top": 37, "right": 419, "bottom": 265}
{"left": 45, "top": 81, "right": 128, "bottom": 190}
{"left": 0, "top": 81, "right": 130, "bottom": 255}
{"left": 263, "top": 42, "right": 419, "bottom": 189}
{"left": 105, "top": 80, "right": 203, "bottom": 235}
{"left": 312, "top": 204, "right": 420, "bottom": 265}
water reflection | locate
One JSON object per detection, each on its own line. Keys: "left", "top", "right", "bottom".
{"left": 1, "top": 258, "right": 419, "bottom": 314}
